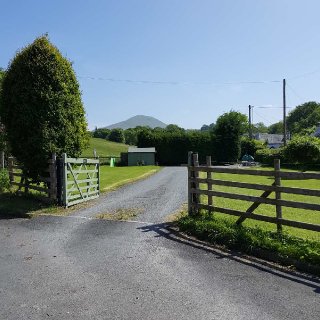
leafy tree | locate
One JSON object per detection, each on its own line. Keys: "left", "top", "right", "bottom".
{"left": 287, "top": 101, "right": 320, "bottom": 135}
{"left": 212, "top": 111, "right": 248, "bottom": 163}
{"left": 93, "top": 128, "right": 110, "bottom": 139}
{"left": 165, "top": 124, "right": 185, "bottom": 133}
{"left": 108, "top": 128, "right": 125, "bottom": 143}
{"left": 200, "top": 123, "right": 215, "bottom": 131}
{"left": 0, "top": 36, "right": 89, "bottom": 179}
{"left": 252, "top": 122, "right": 268, "bottom": 134}
{"left": 268, "top": 121, "right": 283, "bottom": 134}
{"left": 124, "top": 128, "right": 138, "bottom": 145}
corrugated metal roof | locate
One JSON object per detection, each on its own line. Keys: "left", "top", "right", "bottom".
{"left": 128, "top": 147, "right": 156, "bottom": 153}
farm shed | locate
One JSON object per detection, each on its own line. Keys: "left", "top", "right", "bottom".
{"left": 128, "top": 147, "right": 156, "bottom": 166}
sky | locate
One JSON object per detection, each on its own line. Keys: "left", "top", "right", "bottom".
{"left": 1, "top": 0, "right": 320, "bottom": 129}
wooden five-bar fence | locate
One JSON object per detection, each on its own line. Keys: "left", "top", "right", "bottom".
{"left": 8, "top": 154, "right": 57, "bottom": 201}
{"left": 188, "top": 152, "right": 320, "bottom": 233}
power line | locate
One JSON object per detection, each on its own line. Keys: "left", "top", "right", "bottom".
{"left": 237, "top": 105, "right": 293, "bottom": 109}
{"left": 254, "top": 109, "right": 279, "bottom": 124}
{"left": 78, "top": 75, "right": 281, "bottom": 86}
{"left": 286, "top": 81, "right": 305, "bottom": 102}
{"left": 288, "top": 67, "right": 320, "bottom": 80}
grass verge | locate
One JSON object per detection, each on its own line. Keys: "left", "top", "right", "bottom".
{"left": 95, "top": 208, "right": 142, "bottom": 220}
{"left": 178, "top": 212, "right": 320, "bottom": 274}
{"left": 0, "top": 193, "right": 62, "bottom": 219}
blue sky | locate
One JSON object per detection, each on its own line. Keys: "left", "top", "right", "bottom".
{"left": 1, "top": 0, "right": 320, "bottom": 129}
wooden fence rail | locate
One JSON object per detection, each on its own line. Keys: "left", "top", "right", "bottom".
{"left": 188, "top": 152, "right": 320, "bottom": 233}
{"left": 7, "top": 154, "right": 57, "bottom": 201}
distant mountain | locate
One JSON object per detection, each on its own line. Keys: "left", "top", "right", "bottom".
{"left": 104, "top": 115, "right": 167, "bottom": 130}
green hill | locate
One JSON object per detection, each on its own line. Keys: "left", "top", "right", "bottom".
{"left": 105, "top": 115, "right": 167, "bottom": 129}
{"left": 81, "top": 138, "right": 128, "bottom": 157}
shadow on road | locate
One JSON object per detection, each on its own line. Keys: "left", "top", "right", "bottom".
{"left": 0, "top": 193, "right": 47, "bottom": 220}
{"left": 138, "top": 222, "right": 320, "bottom": 294}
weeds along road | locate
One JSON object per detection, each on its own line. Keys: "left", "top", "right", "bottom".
{"left": 0, "top": 167, "right": 319, "bottom": 319}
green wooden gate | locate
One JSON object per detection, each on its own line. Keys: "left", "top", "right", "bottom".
{"left": 62, "top": 153, "right": 100, "bottom": 207}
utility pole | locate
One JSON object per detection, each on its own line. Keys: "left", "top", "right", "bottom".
{"left": 283, "top": 79, "right": 287, "bottom": 145}
{"left": 248, "top": 105, "right": 252, "bottom": 139}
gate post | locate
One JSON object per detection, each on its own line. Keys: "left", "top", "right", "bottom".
{"left": 1, "top": 151, "right": 4, "bottom": 169}
{"left": 274, "top": 159, "right": 282, "bottom": 233}
{"left": 188, "top": 151, "right": 193, "bottom": 215}
{"left": 48, "top": 153, "right": 57, "bottom": 201}
{"left": 8, "top": 157, "right": 14, "bottom": 183}
{"left": 193, "top": 153, "right": 199, "bottom": 215}
{"left": 206, "top": 156, "right": 212, "bottom": 212}
{"left": 62, "top": 153, "right": 68, "bottom": 207}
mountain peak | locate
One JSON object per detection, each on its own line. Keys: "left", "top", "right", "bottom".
{"left": 104, "top": 115, "right": 167, "bottom": 130}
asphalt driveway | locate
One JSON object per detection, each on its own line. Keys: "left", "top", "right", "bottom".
{"left": 71, "top": 166, "right": 188, "bottom": 223}
{"left": 0, "top": 167, "right": 319, "bottom": 319}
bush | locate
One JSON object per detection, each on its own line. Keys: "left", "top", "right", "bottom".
{"left": 255, "top": 148, "right": 283, "bottom": 165}
{"left": 0, "top": 36, "right": 89, "bottom": 180}
{"left": 212, "top": 111, "right": 248, "bottom": 163}
{"left": 0, "top": 169, "right": 10, "bottom": 193}
{"left": 283, "top": 136, "right": 320, "bottom": 164}
{"left": 240, "top": 137, "right": 266, "bottom": 158}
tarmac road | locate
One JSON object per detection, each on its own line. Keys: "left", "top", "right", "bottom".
{"left": 0, "top": 167, "right": 319, "bottom": 320}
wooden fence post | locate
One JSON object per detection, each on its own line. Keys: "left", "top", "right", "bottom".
{"left": 193, "top": 153, "right": 199, "bottom": 215}
{"left": 8, "top": 157, "right": 14, "bottom": 183}
{"left": 97, "top": 156, "right": 100, "bottom": 195}
{"left": 274, "top": 159, "right": 282, "bottom": 233}
{"left": 188, "top": 151, "right": 193, "bottom": 215}
{"left": 0, "top": 151, "right": 4, "bottom": 169}
{"left": 206, "top": 156, "right": 212, "bottom": 212}
{"left": 48, "top": 153, "right": 57, "bottom": 201}
{"left": 62, "top": 153, "right": 68, "bottom": 208}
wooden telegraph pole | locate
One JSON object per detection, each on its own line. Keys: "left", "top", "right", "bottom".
{"left": 283, "top": 79, "right": 287, "bottom": 145}
{"left": 248, "top": 105, "right": 252, "bottom": 139}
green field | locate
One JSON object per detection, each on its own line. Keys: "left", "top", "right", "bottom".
{"left": 82, "top": 138, "right": 129, "bottom": 157}
{"left": 100, "top": 166, "right": 161, "bottom": 191}
{"left": 197, "top": 168, "right": 320, "bottom": 241}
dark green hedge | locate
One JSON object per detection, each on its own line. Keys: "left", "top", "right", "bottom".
{"left": 137, "top": 130, "right": 214, "bottom": 165}
{"left": 0, "top": 36, "right": 88, "bottom": 179}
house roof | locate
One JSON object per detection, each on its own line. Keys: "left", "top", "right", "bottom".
{"left": 254, "top": 133, "right": 284, "bottom": 144}
{"left": 128, "top": 147, "right": 156, "bottom": 153}
{"left": 313, "top": 124, "right": 320, "bottom": 137}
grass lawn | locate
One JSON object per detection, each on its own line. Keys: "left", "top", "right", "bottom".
{"left": 100, "top": 166, "right": 161, "bottom": 191}
{"left": 82, "top": 137, "right": 128, "bottom": 157}
{"left": 196, "top": 167, "right": 320, "bottom": 241}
